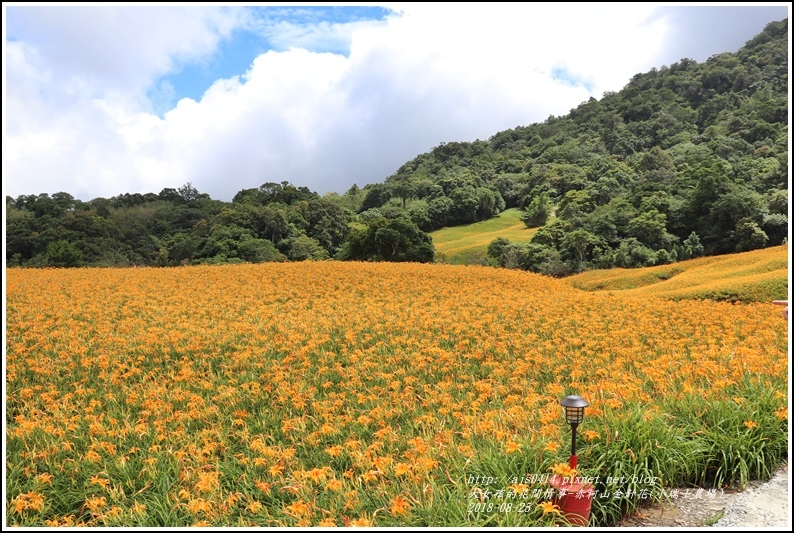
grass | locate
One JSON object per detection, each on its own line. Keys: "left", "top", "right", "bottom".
{"left": 705, "top": 510, "right": 725, "bottom": 526}
{"left": 430, "top": 208, "right": 538, "bottom": 264}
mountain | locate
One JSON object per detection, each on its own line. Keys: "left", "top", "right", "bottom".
{"left": 361, "top": 18, "right": 788, "bottom": 275}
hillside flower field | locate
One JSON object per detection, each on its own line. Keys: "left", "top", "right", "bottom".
{"left": 565, "top": 244, "right": 789, "bottom": 303}
{"left": 5, "top": 261, "right": 788, "bottom": 526}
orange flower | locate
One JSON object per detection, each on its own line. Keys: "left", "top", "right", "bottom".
{"left": 390, "top": 495, "right": 411, "bottom": 517}
{"left": 255, "top": 480, "right": 272, "bottom": 494}
{"left": 84, "top": 450, "right": 102, "bottom": 463}
{"left": 539, "top": 501, "right": 561, "bottom": 515}
{"left": 194, "top": 471, "right": 220, "bottom": 493}
{"left": 306, "top": 467, "right": 329, "bottom": 484}
{"left": 89, "top": 474, "right": 110, "bottom": 489}
{"left": 325, "top": 478, "right": 344, "bottom": 492}
{"left": 285, "top": 499, "right": 311, "bottom": 518}
{"left": 84, "top": 496, "right": 107, "bottom": 513}
{"left": 5, "top": 254, "right": 788, "bottom": 526}
{"left": 583, "top": 430, "right": 600, "bottom": 441}
{"left": 393, "top": 463, "right": 411, "bottom": 477}
{"left": 359, "top": 470, "right": 382, "bottom": 484}
{"left": 247, "top": 501, "right": 263, "bottom": 514}
{"left": 325, "top": 445, "right": 344, "bottom": 457}
{"left": 186, "top": 498, "right": 212, "bottom": 514}
{"left": 545, "top": 441, "right": 560, "bottom": 452}
{"left": 551, "top": 463, "right": 577, "bottom": 478}
{"left": 10, "top": 491, "right": 45, "bottom": 514}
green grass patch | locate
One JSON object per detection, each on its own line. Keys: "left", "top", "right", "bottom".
{"left": 430, "top": 209, "right": 538, "bottom": 264}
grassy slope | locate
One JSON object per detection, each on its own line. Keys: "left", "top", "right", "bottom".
{"left": 564, "top": 243, "right": 789, "bottom": 302}
{"left": 430, "top": 208, "right": 538, "bottom": 263}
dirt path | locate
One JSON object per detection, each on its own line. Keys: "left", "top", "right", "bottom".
{"left": 617, "top": 463, "right": 789, "bottom": 528}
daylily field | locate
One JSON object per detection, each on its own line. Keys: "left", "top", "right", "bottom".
{"left": 5, "top": 259, "right": 789, "bottom": 526}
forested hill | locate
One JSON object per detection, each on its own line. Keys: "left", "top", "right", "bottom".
{"left": 362, "top": 18, "right": 788, "bottom": 274}
{"left": 5, "top": 19, "right": 789, "bottom": 272}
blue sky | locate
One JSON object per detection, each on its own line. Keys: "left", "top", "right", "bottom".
{"left": 3, "top": 3, "right": 791, "bottom": 202}
{"left": 153, "top": 6, "right": 393, "bottom": 112}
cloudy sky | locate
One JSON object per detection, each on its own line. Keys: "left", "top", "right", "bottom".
{"left": 3, "top": 3, "right": 790, "bottom": 202}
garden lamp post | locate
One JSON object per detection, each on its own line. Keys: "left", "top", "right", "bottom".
{"left": 560, "top": 395, "right": 589, "bottom": 470}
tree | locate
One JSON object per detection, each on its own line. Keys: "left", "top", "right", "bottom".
{"left": 201, "top": 224, "right": 285, "bottom": 263}
{"left": 476, "top": 188, "right": 505, "bottom": 220}
{"left": 326, "top": 184, "right": 366, "bottom": 213}
{"left": 487, "top": 237, "right": 513, "bottom": 266}
{"left": 681, "top": 231, "right": 705, "bottom": 260}
{"left": 530, "top": 218, "right": 570, "bottom": 249}
{"left": 560, "top": 229, "right": 602, "bottom": 267}
{"left": 287, "top": 234, "right": 329, "bottom": 261}
{"left": 588, "top": 176, "right": 623, "bottom": 205}
{"left": 258, "top": 181, "right": 318, "bottom": 205}
{"left": 710, "top": 185, "right": 765, "bottom": 231}
{"left": 178, "top": 182, "right": 202, "bottom": 202}
{"left": 299, "top": 198, "right": 352, "bottom": 256}
{"left": 734, "top": 218, "right": 768, "bottom": 252}
{"left": 260, "top": 205, "right": 292, "bottom": 245}
{"left": 761, "top": 213, "right": 788, "bottom": 246}
{"left": 614, "top": 238, "right": 657, "bottom": 268}
{"left": 556, "top": 189, "right": 595, "bottom": 224}
{"left": 46, "top": 240, "right": 83, "bottom": 267}
{"left": 426, "top": 196, "right": 455, "bottom": 230}
{"left": 517, "top": 243, "right": 565, "bottom": 274}
{"left": 766, "top": 189, "right": 788, "bottom": 215}
{"left": 521, "top": 192, "right": 551, "bottom": 228}
{"left": 361, "top": 183, "right": 391, "bottom": 211}
{"left": 448, "top": 186, "right": 480, "bottom": 225}
{"left": 338, "top": 217, "right": 434, "bottom": 263}
{"left": 390, "top": 176, "right": 417, "bottom": 209}
{"left": 236, "top": 235, "right": 285, "bottom": 263}
{"left": 163, "top": 232, "right": 200, "bottom": 264}
{"left": 158, "top": 188, "right": 182, "bottom": 203}
{"left": 51, "top": 192, "right": 76, "bottom": 211}
{"left": 638, "top": 145, "right": 675, "bottom": 172}
{"left": 626, "top": 209, "right": 668, "bottom": 248}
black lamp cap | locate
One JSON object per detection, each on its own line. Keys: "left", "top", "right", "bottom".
{"left": 560, "top": 395, "right": 590, "bottom": 409}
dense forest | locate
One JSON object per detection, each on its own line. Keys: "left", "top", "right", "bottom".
{"left": 5, "top": 19, "right": 788, "bottom": 274}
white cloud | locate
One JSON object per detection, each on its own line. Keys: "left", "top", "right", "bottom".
{"left": 3, "top": 3, "right": 785, "bottom": 202}
{"left": 257, "top": 17, "right": 384, "bottom": 54}
{"left": 6, "top": 5, "right": 245, "bottom": 109}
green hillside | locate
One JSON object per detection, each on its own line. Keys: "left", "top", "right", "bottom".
{"left": 430, "top": 208, "right": 538, "bottom": 263}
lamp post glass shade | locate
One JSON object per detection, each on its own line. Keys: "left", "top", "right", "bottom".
{"left": 560, "top": 395, "right": 589, "bottom": 425}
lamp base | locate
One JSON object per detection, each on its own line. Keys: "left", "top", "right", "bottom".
{"left": 549, "top": 474, "right": 595, "bottom": 527}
